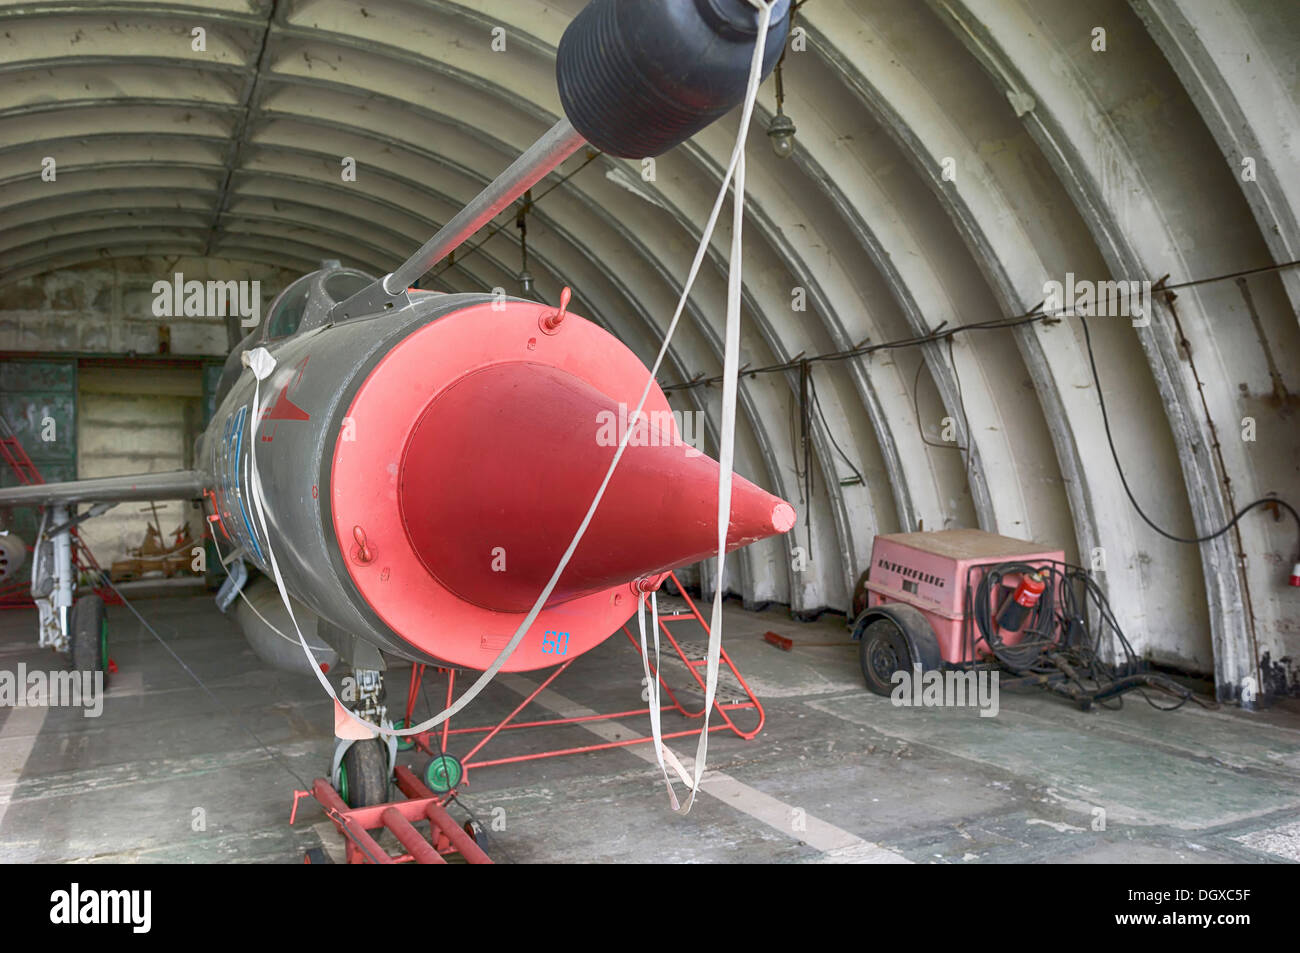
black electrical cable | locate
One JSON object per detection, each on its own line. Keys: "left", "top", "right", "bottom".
{"left": 807, "top": 370, "right": 866, "bottom": 487}
{"left": 782, "top": 362, "right": 816, "bottom": 555}
{"left": 786, "top": 390, "right": 809, "bottom": 540}
{"left": 429, "top": 148, "right": 603, "bottom": 283}
{"left": 446, "top": 791, "right": 516, "bottom": 865}
{"left": 1079, "top": 315, "right": 1300, "bottom": 559}
{"left": 664, "top": 259, "right": 1300, "bottom": 395}
{"left": 665, "top": 307, "right": 1050, "bottom": 392}
{"left": 800, "top": 362, "right": 814, "bottom": 501}
{"left": 144, "top": 530, "right": 389, "bottom": 864}
{"left": 967, "top": 557, "right": 1214, "bottom": 711}
{"left": 94, "top": 569, "right": 324, "bottom": 793}
{"left": 911, "top": 353, "right": 966, "bottom": 453}
{"left": 104, "top": 557, "right": 391, "bottom": 864}
{"left": 911, "top": 347, "right": 972, "bottom": 457}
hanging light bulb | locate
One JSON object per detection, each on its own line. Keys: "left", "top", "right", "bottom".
{"left": 768, "top": 109, "right": 796, "bottom": 159}
{"left": 515, "top": 189, "right": 547, "bottom": 303}
{"left": 768, "top": 6, "right": 797, "bottom": 159}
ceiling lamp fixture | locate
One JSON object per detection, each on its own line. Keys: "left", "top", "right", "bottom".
{"left": 767, "top": 4, "right": 798, "bottom": 158}
{"left": 768, "top": 108, "right": 796, "bottom": 159}
{"left": 516, "top": 189, "right": 546, "bottom": 303}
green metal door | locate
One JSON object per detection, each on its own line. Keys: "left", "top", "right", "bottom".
{"left": 0, "top": 360, "right": 77, "bottom": 540}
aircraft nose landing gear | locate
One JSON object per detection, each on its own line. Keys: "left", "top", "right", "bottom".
{"left": 331, "top": 667, "right": 397, "bottom": 808}
{"left": 33, "top": 505, "right": 113, "bottom": 685}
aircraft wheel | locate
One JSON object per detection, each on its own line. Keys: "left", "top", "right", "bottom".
{"left": 339, "top": 739, "right": 389, "bottom": 808}
{"left": 69, "top": 594, "right": 108, "bottom": 679}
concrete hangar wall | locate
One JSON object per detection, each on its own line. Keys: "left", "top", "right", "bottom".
{"left": 0, "top": 0, "right": 1297, "bottom": 704}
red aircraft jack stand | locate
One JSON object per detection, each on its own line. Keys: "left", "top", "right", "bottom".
{"left": 289, "top": 573, "right": 763, "bottom": 863}
{"left": 290, "top": 765, "right": 492, "bottom": 864}
{"left": 395, "top": 571, "right": 766, "bottom": 795}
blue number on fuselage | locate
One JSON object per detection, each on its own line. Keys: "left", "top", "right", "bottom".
{"left": 541, "top": 630, "right": 570, "bottom": 656}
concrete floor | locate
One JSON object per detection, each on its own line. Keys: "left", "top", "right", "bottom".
{"left": 1, "top": 589, "right": 1298, "bottom": 864}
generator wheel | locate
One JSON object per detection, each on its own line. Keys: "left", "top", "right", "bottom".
{"left": 339, "top": 739, "right": 389, "bottom": 808}
{"left": 857, "top": 609, "right": 941, "bottom": 697}
{"left": 463, "top": 818, "right": 491, "bottom": 855}
{"left": 393, "top": 718, "right": 415, "bottom": 751}
{"left": 69, "top": 594, "right": 108, "bottom": 678}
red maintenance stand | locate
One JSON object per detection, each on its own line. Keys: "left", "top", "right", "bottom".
{"left": 290, "top": 766, "right": 492, "bottom": 865}
{"left": 395, "top": 571, "right": 764, "bottom": 791}
{"left": 291, "top": 572, "right": 764, "bottom": 863}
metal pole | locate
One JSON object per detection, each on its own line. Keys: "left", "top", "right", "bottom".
{"left": 383, "top": 118, "right": 587, "bottom": 293}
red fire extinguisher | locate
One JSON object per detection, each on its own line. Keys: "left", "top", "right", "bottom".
{"left": 997, "top": 571, "right": 1045, "bottom": 631}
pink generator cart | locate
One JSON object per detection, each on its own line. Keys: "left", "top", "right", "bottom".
{"left": 852, "top": 529, "right": 1065, "bottom": 695}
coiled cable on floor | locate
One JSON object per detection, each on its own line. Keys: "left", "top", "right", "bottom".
{"left": 971, "top": 559, "right": 1215, "bottom": 711}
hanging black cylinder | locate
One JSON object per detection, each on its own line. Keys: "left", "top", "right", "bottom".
{"left": 556, "top": 0, "right": 792, "bottom": 158}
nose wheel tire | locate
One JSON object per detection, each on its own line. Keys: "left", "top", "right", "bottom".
{"left": 339, "top": 739, "right": 389, "bottom": 808}
{"left": 69, "top": 594, "right": 108, "bottom": 681}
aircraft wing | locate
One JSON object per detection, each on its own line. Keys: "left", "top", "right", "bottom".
{"left": 0, "top": 470, "right": 208, "bottom": 508}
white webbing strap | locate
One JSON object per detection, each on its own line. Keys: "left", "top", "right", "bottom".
{"left": 636, "top": 589, "right": 693, "bottom": 809}
{"left": 240, "top": 349, "right": 370, "bottom": 733}
{"left": 631, "top": 0, "right": 775, "bottom": 812}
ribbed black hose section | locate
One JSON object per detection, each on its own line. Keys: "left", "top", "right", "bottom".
{"left": 557, "top": 0, "right": 790, "bottom": 158}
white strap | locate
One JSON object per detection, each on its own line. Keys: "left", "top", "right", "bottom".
{"left": 630, "top": 0, "right": 776, "bottom": 812}
{"left": 636, "top": 590, "right": 693, "bottom": 808}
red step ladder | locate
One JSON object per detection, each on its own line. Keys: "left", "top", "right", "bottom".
{"left": 0, "top": 416, "right": 44, "bottom": 487}
{"left": 0, "top": 416, "right": 117, "bottom": 607}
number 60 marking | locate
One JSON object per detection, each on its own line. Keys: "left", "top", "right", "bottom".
{"left": 541, "top": 630, "right": 570, "bottom": 656}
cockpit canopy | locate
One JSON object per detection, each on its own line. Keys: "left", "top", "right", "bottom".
{"left": 213, "top": 262, "right": 378, "bottom": 410}
{"left": 263, "top": 264, "right": 376, "bottom": 341}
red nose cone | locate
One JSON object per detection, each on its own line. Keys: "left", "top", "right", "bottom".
{"left": 399, "top": 362, "right": 795, "bottom": 612}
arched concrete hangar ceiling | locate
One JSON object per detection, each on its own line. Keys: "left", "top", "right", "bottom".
{"left": 1, "top": 0, "right": 1297, "bottom": 703}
